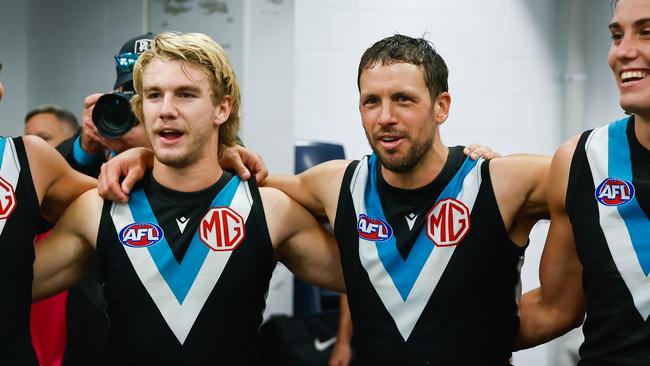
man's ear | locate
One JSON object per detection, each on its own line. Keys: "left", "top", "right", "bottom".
{"left": 434, "top": 92, "right": 451, "bottom": 125}
{"left": 214, "top": 95, "right": 233, "bottom": 127}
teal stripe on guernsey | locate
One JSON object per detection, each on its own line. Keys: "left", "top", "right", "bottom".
{"left": 0, "top": 137, "right": 6, "bottom": 171}
{"left": 127, "top": 176, "right": 241, "bottom": 303}
{"left": 365, "top": 154, "right": 478, "bottom": 300}
{"left": 608, "top": 118, "right": 650, "bottom": 276}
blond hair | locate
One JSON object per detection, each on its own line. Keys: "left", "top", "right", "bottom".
{"left": 131, "top": 32, "right": 241, "bottom": 156}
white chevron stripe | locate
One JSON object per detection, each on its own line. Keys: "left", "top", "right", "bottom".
{"left": 351, "top": 157, "right": 484, "bottom": 340}
{"left": 110, "top": 181, "right": 253, "bottom": 344}
{"left": 0, "top": 138, "right": 21, "bottom": 236}
{"left": 585, "top": 127, "right": 650, "bottom": 320}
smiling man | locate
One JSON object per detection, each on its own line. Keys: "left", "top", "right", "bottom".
{"left": 517, "top": 0, "right": 650, "bottom": 363}
{"left": 262, "top": 34, "right": 551, "bottom": 365}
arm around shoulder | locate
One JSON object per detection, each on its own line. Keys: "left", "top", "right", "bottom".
{"left": 516, "top": 136, "right": 586, "bottom": 349}
{"left": 264, "top": 159, "right": 349, "bottom": 220}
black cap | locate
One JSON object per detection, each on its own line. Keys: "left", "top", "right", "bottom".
{"left": 113, "top": 32, "right": 154, "bottom": 90}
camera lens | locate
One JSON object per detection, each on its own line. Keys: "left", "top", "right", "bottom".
{"left": 92, "top": 93, "right": 137, "bottom": 138}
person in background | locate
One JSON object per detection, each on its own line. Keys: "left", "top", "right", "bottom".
{"left": 24, "top": 105, "right": 78, "bottom": 147}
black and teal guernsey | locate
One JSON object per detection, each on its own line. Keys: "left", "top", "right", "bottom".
{"left": 568, "top": 116, "right": 650, "bottom": 365}
{"left": 334, "top": 147, "right": 524, "bottom": 365}
{"left": 97, "top": 172, "right": 275, "bottom": 365}
{"left": 0, "top": 137, "right": 40, "bottom": 365}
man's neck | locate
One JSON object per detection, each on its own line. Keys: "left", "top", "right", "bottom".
{"left": 381, "top": 144, "right": 449, "bottom": 190}
{"left": 634, "top": 114, "right": 650, "bottom": 150}
{"left": 152, "top": 160, "right": 223, "bottom": 192}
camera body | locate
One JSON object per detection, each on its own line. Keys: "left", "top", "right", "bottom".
{"left": 92, "top": 92, "right": 138, "bottom": 138}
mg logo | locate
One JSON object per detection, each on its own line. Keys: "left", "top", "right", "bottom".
{"left": 200, "top": 207, "right": 246, "bottom": 251}
{"left": 0, "top": 176, "right": 16, "bottom": 220}
{"left": 426, "top": 198, "right": 471, "bottom": 247}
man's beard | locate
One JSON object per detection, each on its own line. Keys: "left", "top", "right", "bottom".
{"left": 368, "top": 132, "right": 433, "bottom": 173}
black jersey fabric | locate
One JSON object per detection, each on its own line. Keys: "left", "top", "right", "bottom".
{"left": 334, "top": 147, "right": 523, "bottom": 365}
{"left": 568, "top": 116, "right": 650, "bottom": 365}
{"left": 97, "top": 171, "right": 275, "bottom": 365}
{"left": 0, "top": 137, "right": 40, "bottom": 365}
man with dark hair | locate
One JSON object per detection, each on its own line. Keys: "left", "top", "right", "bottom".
{"left": 25, "top": 105, "right": 78, "bottom": 147}
{"left": 517, "top": 0, "right": 650, "bottom": 363}
{"left": 261, "top": 34, "right": 550, "bottom": 364}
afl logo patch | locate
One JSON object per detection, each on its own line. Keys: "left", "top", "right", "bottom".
{"left": 199, "top": 207, "right": 246, "bottom": 251}
{"left": 357, "top": 214, "right": 393, "bottom": 242}
{"left": 426, "top": 198, "right": 471, "bottom": 247}
{"left": 595, "top": 178, "right": 635, "bottom": 206}
{"left": 119, "top": 223, "right": 164, "bottom": 247}
{"left": 0, "top": 176, "right": 16, "bottom": 220}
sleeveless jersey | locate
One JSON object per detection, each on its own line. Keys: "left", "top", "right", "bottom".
{"left": 97, "top": 172, "right": 275, "bottom": 365}
{"left": 568, "top": 116, "right": 650, "bottom": 365}
{"left": 0, "top": 137, "right": 40, "bottom": 365}
{"left": 334, "top": 148, "right": 524, "bottom": 365}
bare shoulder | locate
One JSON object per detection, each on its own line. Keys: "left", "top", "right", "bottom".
{"left": 64, "top": 188, "right": 104, "bottom": 222}
{"left": 258, "top": 186, "right": 291, "bottom": 210}
{"left": 23, "top": 136, "right": 65, "bottom": 196}
{"left": 489, "top": 153, "right": 551, "bottom": 199}
{"left": 552, "top": 134, "right": 581, "bottom": 169}
{"left": 258, "top": 186, "right": 307, "bottom": 250}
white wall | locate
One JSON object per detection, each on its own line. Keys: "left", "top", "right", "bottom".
{"left": 0, "top": 0, "right": 28, "bottom": 135}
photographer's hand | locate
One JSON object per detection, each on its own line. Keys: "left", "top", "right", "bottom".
{"left": 80, "top": 93, "right": 106, "bottom": 154}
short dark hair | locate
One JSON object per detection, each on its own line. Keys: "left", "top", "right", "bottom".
{"left": 357, "top": 34, "right": 449, "bottom": 102}
{"left": 25, "top": 105, "right": 79, "bottom": 131}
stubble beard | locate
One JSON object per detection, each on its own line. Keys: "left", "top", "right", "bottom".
{"left": 367, "top": 132, "right": 434, "bottom": 173}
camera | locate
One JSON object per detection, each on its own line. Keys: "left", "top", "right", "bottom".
{"left": 92, "top": 92, "right": 138, "bottom": 138}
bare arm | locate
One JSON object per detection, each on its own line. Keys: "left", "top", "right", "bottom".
{"left": 25, "top": 135, "right": 96, "bottom": 223}
{"left": 32, "top": 189, "right": 102, "bottom": 301}
{"left": 264, "top": 160, "right": 349, "bottom": 223}
{"left": 329, "top": 294, "right": 353, "bottom": 366}
{"left": 261, "top": 187, "right": 345, "bottom": 292}
{"left": 490, "top": 154, "right": 551, "bottom": 246}
{"left": 516, "top": 137, "right": 586, "bottom": 349}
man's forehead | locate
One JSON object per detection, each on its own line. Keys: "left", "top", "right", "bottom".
{"left": 612, "top": 0, "right": 650, "bottom": 25}
{"left": 359, "top": 63, "right": 426, "bottom": 90}
{"left": 143, "top": 59, "right": 208, "bottom": 86}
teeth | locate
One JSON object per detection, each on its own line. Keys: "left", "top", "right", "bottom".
{"left": 381, "top": 137, "right": 398, "bottom": 142}
{"left": 622, "top": 70, "right": 647, "bottom": 81}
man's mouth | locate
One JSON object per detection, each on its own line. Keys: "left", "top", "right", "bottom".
{"left": 621, "top": 70, "right": 648, "bottom": 83}
{"left": 158, "top": 129, "right": 183, "bottom": 140}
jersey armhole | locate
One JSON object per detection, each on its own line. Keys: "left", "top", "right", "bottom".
{"left": 566, "top": 130, "right": 593, "bottom": 215}
{"left": 333, "top": 160, "right": 361, "bottom": 233}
